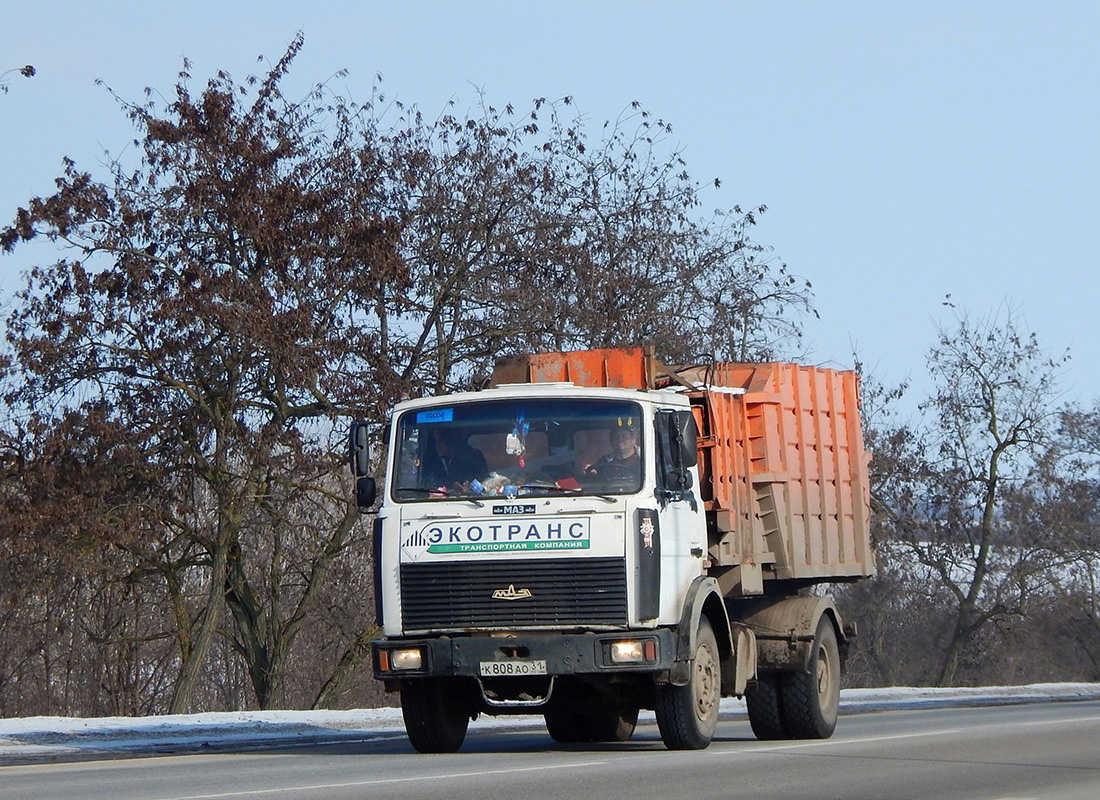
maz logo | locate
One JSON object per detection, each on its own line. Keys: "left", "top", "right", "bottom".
{"left": 493, "top": 504, "right": 536, "bottom": 515}
{"left": 491, "top": 584, "right": 533, "bottom": 601}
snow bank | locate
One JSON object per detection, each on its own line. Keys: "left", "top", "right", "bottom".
{"left": 2, "top": 683, "right": 1098, "bottom": 763}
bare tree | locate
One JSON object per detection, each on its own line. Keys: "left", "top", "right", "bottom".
{"left": 1047, "top": 403, "right": 1100, "bottom": 667}
{"left": 873, "top": 306, "right": 1067, "bottom": 685}
{"left": 363, "top": 94, "right": 813, "bottom": 395}
{"left": 1, "top": 36, "right": 403, "bottom": 712}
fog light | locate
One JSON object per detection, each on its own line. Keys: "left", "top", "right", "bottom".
{"left": 390, "top": 648, "right": 424, "bottom": 671}
{"left": 610, "top": 640, "right": 645, "bottom": 663}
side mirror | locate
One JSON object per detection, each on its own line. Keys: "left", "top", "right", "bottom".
{"left": 657, "top": 409, "right": 697, "bottom": 495}
{"left": 355, "top": 476, "right": 377, "bottom": 510}
{"left": 349, "top": 421, "right": 377, "bottom": 510}
{"left": 350, "top": 420, "right": 372, "bottom": 477}
{"left": 669, "top": 410, "right": 698, "bottom": 469}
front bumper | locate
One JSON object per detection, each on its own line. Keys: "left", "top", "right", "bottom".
{"left": 372, "top": 628, "right": 677, "bottom": 682}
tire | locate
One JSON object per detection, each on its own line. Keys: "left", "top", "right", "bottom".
{"left": 401, "top": 679, "right": 470, "bottom": 753}
{"left": 746, "top": 673, "right": 790, "bottom": 740}
{"left": 545, "top": 705, "right": 639, "bottom": 743}
{"left": 655, "top": 617, "right": 721, "bottom": 750}
{"left": 586, "top": 705, "right": 639, "bottom": 742}
{"left": 544, "top": 710, "right": 587, "bottom": 743}
{"left": 780, "top": 616, "right": 840, "bottom": 739}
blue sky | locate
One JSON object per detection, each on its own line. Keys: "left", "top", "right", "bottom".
{"left": 3, "top": 2, "right": 1098, "bottom": 409}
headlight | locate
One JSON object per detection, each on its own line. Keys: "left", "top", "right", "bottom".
{"left": 379, "top": 647, "right": 424, "bottom": 672}
{"left": 611, "top": 641, "right": 644, "bottom": 663}
{"left": 609, "top": 639, "right": 658, "bottom": 664}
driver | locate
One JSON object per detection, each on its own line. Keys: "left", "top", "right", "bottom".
{"left": 585, "top": 424, "right": 641, "bottom": 478}
{"left": 421, "top": 428, "right": 487, "bottom": 489}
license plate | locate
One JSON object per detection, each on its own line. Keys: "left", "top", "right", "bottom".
{"left": 479, "top": 659, "right": 547, "bottom": 676}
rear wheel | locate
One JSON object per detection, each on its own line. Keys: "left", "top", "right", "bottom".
{"left": 544, "top": 710, "right": 586, "bottom": 743}
{"left": 545, "top": 705, "right": 639, "bottom": 743}
{"left": 745, "top": 673, "right": 789, "bottom": 740}
{"left": 655, "top": 617, "right": 720, "bottom": 750}
{"left": 401, "top": 679, "right": 470, "bottom": 753}
{"left": 586, "top": 705, "right": 639, "bottom": 742}
{"left": 780, "top": 616, "right": 840, "bottom": 739}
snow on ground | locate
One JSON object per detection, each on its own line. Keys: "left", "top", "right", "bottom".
{"left": 2, "top": 683, "right": 1099, "bottom": 764}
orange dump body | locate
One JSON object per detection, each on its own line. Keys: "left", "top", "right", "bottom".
{"left": 492, "top": 348, "right": 874, "bottom": 594}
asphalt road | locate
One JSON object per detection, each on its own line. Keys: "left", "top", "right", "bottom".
{"left": 4, "top": 701, "right": 1100, "bottom": 800}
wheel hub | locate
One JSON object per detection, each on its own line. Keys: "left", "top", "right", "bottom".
{"left": 693, "top": 642, "right": 718, "bottom": 719}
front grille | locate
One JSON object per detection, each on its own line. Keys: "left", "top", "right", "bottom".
{"left": 400, "top": 557, "right": 627, "bottom": 630}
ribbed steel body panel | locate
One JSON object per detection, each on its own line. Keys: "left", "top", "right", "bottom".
{"left": 400, "top": 557, "right": 627, "bottom": 630}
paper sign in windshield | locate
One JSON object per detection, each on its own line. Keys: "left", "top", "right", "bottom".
{"left": 416, "top": 408, "right": 453, "bottom": 424}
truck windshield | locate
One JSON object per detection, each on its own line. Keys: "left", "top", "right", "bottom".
{"left": 392, "top": 397, "right": 644, "bottom": 501}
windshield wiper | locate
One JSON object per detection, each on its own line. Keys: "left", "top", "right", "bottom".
{"left": 519, "top": 481, "right": 579, "bottom": 493}
{"left": 520, "top": 482, "right": 616, "bottom": 502}
{"left": 396, "top": 486, "right": 484, "bottom": 507}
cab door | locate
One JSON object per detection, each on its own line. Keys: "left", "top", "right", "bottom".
{"left": 651, "top": 408, "right": 707, "bottom": 624}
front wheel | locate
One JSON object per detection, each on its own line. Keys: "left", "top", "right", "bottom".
{"left": 401, "top": 679, "right": 470, "bottom": 753}
{"left": 655, "top": 617, "right": 721, "bottom": 750}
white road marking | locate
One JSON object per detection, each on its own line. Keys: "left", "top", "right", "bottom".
{"left": 147, "top": 759, "right": 609, "bottom": 800}
{"left": 707, "top": 711, "right": 1100, "bottom": 756}
{"left": 1007, "top": 714, "right": 1100, "bottom": 728}
{"left": 709, "top": 728, "right": 965, "bottom": 754}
